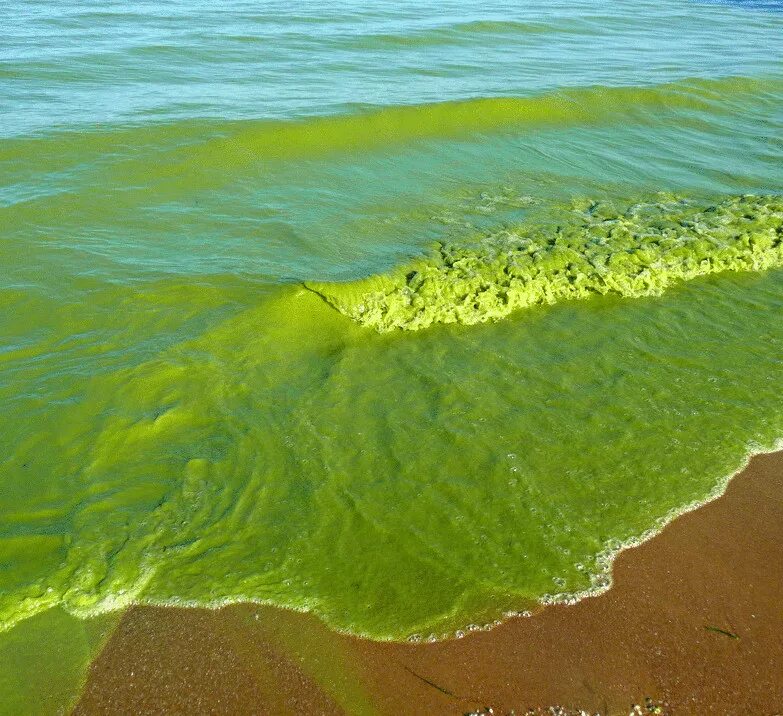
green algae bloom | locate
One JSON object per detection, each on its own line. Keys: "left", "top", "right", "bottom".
{"left": 2, "top": 193, "right": 783, "bottom": 646}
{"left": 3, "top": 0, "right": 783, "bottom": 711}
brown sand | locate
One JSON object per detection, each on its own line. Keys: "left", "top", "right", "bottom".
{"left": 74, "top": 451, "right": 783, "bottom": 715}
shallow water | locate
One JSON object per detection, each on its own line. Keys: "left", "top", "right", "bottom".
{"left": 1, "top": 0, "right": 782, "bottom": 707}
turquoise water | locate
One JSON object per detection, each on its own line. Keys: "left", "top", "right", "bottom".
{"left": 1, "top": 1, "right": 783, "bottom": 709}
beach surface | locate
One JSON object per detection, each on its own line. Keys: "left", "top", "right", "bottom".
{"left": 73, "top": 451, "right": 783, "bottom": 715}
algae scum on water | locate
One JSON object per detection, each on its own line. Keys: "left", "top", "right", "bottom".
{"left": 308, "top": 195, "right": 783, "bottom": 331}
{"left": 2, "top": 191, "right": 783, "bottom": 643}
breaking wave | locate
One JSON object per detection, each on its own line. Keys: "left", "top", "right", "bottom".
{"left": 308, "top": 194, "right": 783, "bottom": 331}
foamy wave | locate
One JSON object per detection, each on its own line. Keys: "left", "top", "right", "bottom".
{"left": 307, "top": 194, "right": 783, "bottom": 332}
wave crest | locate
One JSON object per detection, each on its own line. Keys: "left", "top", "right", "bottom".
{"left": 307, "top": 194, "right": 783, "bottom": 331}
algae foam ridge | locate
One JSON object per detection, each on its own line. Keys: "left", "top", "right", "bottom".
{"left": 307, "top": 195, "right": 783, "bottom": 332}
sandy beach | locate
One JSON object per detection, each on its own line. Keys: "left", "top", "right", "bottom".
{"left": 73, "top": 450, "right": 783, "bottom": 715}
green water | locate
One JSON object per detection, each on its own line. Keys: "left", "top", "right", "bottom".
{"left": 2, "top": 0, "right": 783, "bottom": 709}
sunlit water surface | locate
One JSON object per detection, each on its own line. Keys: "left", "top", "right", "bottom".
{"left": 1, "top": 0, "right": 782, "bottom": 709}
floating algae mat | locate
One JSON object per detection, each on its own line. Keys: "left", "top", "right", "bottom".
{"left": 2, "top": 3, "right": 783, "bottom": 711}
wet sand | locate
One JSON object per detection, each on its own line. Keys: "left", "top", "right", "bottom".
{"left": 74, "top": 451, "right": 783, "bottom": 715}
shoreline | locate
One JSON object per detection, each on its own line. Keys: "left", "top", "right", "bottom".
{"left": 539, "top": 438, "right": 783, "bottom": 612}
{"left": 74, "top": 450, "right": 783, "bottom": 714}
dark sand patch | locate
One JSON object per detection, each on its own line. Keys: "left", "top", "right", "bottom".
{"left": 74, "top": 452, "right": 783, "bottom": 715}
